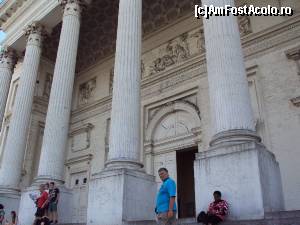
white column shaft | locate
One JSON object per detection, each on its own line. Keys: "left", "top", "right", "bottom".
{"left": 0, "top": 51, "right": 15, "bottom": 127}
{"left": 202, "top": 0, "right": 255, "bottom": 135}
{"left": 0, "top": 32, "right": 42, "bottom": 187}
{"left": 37, "top": 2, "right": 81, "bottom": 181}
{"left": 108, "top": 0, "right": 142, "bottom": 165}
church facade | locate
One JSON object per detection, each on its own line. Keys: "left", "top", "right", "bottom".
{"left": 0, "top": 0, "right": 300, "bottom": 224}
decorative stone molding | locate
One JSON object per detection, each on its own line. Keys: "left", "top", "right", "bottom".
{"left": 0, "top": 0, "right": 28, "bottom": 27}
{"left": 290, "top": 96, "right": 300, "bottom": 107}
{"left": 65, "top": 154, "right": 93, "bottom": 167}
{"left": 78, "top": 78, "right": 96, "bottom": 106}
{"left": 285, "top": 46, "right": 300, "bottom": 76}
{"left": 145, "top": 100, "right": 201, "bottom": 151}
{"left": 69, "top": 123, "right": 94, "bottom": 152}
{"left": 71, "top": 96, "right": 112, "bottom": 124}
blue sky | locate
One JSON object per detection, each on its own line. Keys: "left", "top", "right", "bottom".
{"left": 0, "top": 31, "right": 5, "bottom": 43}
{"left": 0, "top": 0, "right": 6, "bottom": 44}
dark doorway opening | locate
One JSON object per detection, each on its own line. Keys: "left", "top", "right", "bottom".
{"left": 176, "top": 147, "right": 197, "bottom": 218}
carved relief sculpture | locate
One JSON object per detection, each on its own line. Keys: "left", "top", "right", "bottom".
{"left": 149, "top": 32, "right": 190, "bottom": 75}
{"left": 238, "top": 15, "right": 252, "bottom": 36}
{"left": 78, "top": 78, "right": 96, "bottom": 106}
{"left": 190, "top": 28, "right": 205, "bottom": 52}
{"left": 144, "top": 28, "right": 205, "bottom": 77}
{"left": 43, "top": 73, "right": 53, "bottom": 98}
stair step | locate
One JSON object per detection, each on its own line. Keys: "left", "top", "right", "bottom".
{"left": 56, "top": 210, "right": 300, "bottom": 225}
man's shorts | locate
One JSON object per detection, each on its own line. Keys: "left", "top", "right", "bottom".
{"left": 156, "top": 212, "right": 176, "bottom": 225}
{"left": 49, "top": 202, "right": 58, "bottom": 212}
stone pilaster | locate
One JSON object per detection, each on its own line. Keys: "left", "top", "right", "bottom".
{"left": 194, "top": 0, "right": 284, "bottom": 220}
{"left": 0, "top": 22, "right": 44, "bottom": 213}
{"left": 106, "top": 0, "right": 143, "bottom": 169}
{"left": 0, "top": 47, "right": 17, "bottom": 129}
{"left": 35, "top": 0, "right": 84, "bottom": 183}
{"left": 87, "top": 1, "right": 157, "bottom": 224}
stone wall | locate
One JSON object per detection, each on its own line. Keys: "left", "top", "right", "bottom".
{"left": 1, "top": 0, "right": 300, "bottom": 222}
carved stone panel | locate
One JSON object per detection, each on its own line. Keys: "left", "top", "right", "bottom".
{"left": 70, "top": 124, "right": 94, "bottom": 152}
{"left": 238, "top": 15, "right": 252, "bottom": 36}
{"left": 78, "top": 78, "right": 96, "bottom": 106}
{"left": 142, "top": 28, "right": 205, "bottom": 78}
{"left": 43, "top": 73, "right": 53, "bottom": 98}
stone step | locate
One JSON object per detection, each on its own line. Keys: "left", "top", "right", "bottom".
{"left": 57, "top": 210, "right": 300, "bottom": 225}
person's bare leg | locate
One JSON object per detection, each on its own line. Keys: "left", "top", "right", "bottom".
{"left": 54, "top": 210, "right": 58, "bottom": 223}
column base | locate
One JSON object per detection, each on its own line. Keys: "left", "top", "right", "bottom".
{"left": 210, "top": 129, "right": 261, "bottom": 147}
{"left": 87, "top": 168, "right": 157, "bottom": 225}
{"left": 105, "top": 159, "right": 144, "bottom": 170}
{"left": 0, "top": 186, "right": 20, "bottom": 214}
{"left": 194, "top": 141, "right": 284, "bottom": 220}
{"left": 18, "top": 183, "right": 73, "bottom": 225}
{"left": 33, "top": 175, "right": 64, "bottom": 185}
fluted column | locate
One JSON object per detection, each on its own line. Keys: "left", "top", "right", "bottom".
{"left": 202, "top": 0, "right": 260, "bottom": 146}
{"left": 106, "top": 0, "right": 142, "bottom": 169}
{"left": 0, "top": 47, "right": 17, "bottom": 129}
{"left": 0, "top": 23, "right": 43, "bottom": 188}
{"left": 36, "top": 0, "right": 84, "bottom": 183}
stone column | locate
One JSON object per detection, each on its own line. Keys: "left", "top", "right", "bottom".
{"left": 87, "top": 1, "right": 156, "bottom": 224}
{"left": 0, "top": 47, "right": 17, "bottom": 129}
{"left": 105, "top": 0, "right": 143, "bottom": 169}
{"left": 194, "top": 0, "right": 284, "bottom": 220}
{"left": 203, "top": 0, "right": 259, "bottom": 146}
{"left": 0, "top": 22, "right": 44, "bottom": 212}
{"left": 35, "top": 0, "right": 84, "bottom": 183}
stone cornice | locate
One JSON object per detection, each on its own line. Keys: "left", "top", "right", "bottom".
{"left": 65, "top": 154, "right": 93, "bottom": 167}
{"left": 2, "top": 0, "right": 59, "bottom": 48}
{"left": 0, "top": 0, "right": 27, "bottom": 27}
{"left": 71, "top": 95, "right": 112, "bottom": 124}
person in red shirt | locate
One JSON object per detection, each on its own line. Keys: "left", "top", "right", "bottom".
{"left": 34, "top": 184, "right": 48, "bottom": 222}
{"left": 197, "top": 191, "right": 229, "bottom": 225}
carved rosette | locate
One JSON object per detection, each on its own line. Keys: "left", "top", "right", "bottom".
{"left": 24, "top": 22, "right": 46, "bottom": 47}
{"left": 59, "top": 0, "right": 89, "bottom": 17}
{"left": 0, "top": 46, "right": 17, "bottom": 71}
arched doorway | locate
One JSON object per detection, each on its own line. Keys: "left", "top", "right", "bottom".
{"left": 144, "top": 100, "right": 201, "bottom": 218}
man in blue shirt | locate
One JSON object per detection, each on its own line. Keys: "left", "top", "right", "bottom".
{"left": 155, "top": 168, "right": 177, "bottom": 225}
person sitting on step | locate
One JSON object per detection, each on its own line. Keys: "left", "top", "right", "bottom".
{"left": 197, "top": 191, "right": 229, "bottom": 225}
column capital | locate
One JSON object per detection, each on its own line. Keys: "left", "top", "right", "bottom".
{"left": 24, "top": 22, "right": 46, "bottom": 47}
{"left": 0, "top": 46, "right": 18, "bottom": 71}
{"left": 59, "top": 0, "right": 90, "bottom": 16}
{"left": 24, "top": 22, "right": 45, "bottom": 37}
